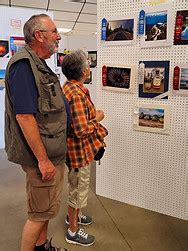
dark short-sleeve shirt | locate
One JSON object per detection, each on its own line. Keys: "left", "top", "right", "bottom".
{"left": 9, "top": 59, "right": 38, "bottom": 114}
{"left": 9, "top": 58, "right": 72, "bottom": 132}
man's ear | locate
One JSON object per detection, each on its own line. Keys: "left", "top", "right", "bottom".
{"left": 33, "top": 30, "right": 44, "bottom": 43}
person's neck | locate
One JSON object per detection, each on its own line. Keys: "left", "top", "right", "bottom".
{"left": 29, "top": 43, "right": 49, "bottom": 59}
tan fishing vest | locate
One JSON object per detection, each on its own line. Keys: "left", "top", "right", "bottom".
{"left": 5, "top": 45, "right": 67, "bottom": 167}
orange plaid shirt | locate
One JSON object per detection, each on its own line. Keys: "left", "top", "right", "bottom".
{"left": 63, "top": 80, "right": 108, "bottom": 168}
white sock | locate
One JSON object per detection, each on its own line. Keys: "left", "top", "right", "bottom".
{"left": 68, "top": 228, "right": 76, "bottom": 237}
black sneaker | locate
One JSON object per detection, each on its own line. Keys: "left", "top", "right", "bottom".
{"left": 45, "top": 238, "right": 68, "bottom": 251}
{"left": 65, "top": 214, "right": 92, "bottom": 226}
{"left": 65, "top": 229, "right": 95, "bottom": 246}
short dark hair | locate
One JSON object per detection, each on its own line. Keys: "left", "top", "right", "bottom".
{"left": 61, "top": 49, "right": 87, "bottom": 81}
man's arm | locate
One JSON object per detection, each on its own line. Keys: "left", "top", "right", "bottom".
{"left": 16, "top": 114, "right": 56, "bottom": 181}
{"left": 9, "top": 60, "right": 55, "bottom": 180}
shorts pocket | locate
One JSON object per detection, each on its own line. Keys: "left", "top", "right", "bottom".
{"left": 28, "top": 176, "right": 56, "bottom": 213}
{"left": 68, "top": 168, "right": 78, "bottom": 187}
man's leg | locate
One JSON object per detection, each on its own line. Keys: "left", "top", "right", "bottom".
{"left": 21, "top": 164, "right": 65, "bottom": 250}
{"left": 21, "top": 219, "right": 48, "bottom": 251}
{"left": 36, "top": 221, "right": 49, "bottom": 245}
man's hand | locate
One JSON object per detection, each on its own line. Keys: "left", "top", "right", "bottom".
{"left": 16, "top": 114, "right": 56, "bottom": 181}
{"left": 38, "top": 159, "right": 56, "bottom": 181}
{"left": 96, "top": 110, "right": 105, "bottom": 122}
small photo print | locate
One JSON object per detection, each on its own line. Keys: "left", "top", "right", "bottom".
{"left": 0, "top": 40, "right": 9, "bottom": 57}
{"left": 84, "top": 71, "right": 92, "bottom": 84}
{"left": 133, "top": 103, "right": 170, "bottom": 135}
{"left": 0, "top": 69, "right": 6, "bottom": 90}
{"left": 107, "top": 66, "right": 131, "bottom": 89}
{"left": 174, "top": 10, "right": 188, "bottom": 45}
{"left": 102, "top": 64, "right": 136, "bottom": 93}
{"left": 143, "top": 67, "right": 165, "bottom": 93}
{"left": 88, "top": 51, "right": 97, "bottom": 68}
{"left": 139, "top": 108, "right": 164, "bottom": 129}
{"left": 106, "top": 19, "right": 134, "bottom": 41}
{"left": 145, "top": 11, "right": 167, "bottom": 41}
{"left": 140, "top": 4, "right": 173, "bottom": 48}
{"left": 101, "top": 15, "right": 137, "bottom": 46}
{"left": 139, "top": 61, "right": 170, "bottom": 99}
{"left": 57, "top": 53, "right": 65, "bottom": 67}
{"left": 180, "top": 68, "right": 188, "bottom": 90}
{"left": 173, "top": 65, "right": 188, "bottom": 95}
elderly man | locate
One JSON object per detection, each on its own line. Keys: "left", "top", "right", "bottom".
{"left": 5, "top": 14, "right": 67, "bottom": 251}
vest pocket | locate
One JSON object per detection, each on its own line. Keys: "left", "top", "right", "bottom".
{"left": 41, "top": 129, "right": 67, "bottom": 160}
{"left": 39, "top": 82, "right": 65, "bottom": 114}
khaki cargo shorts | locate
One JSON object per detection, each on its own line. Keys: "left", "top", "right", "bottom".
{"left": 22, "top": 164, "right": 64, "bottom": 221}
{"left": 68, "top": 164, "right": 91, "bottom": 209}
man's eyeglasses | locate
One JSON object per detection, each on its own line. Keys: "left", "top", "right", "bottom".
{"left": 39, "top": 28, "right": 59, "bottom": 34}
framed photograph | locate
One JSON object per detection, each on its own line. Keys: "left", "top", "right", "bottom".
{"left": 88, "top": 51, "right": 97, "bottom": 68}
{"left": 173, "top": 64, "right": 188, "bottom": 95}
{"left": 102, "top": 64, "right": 136, "bottom": 93}
{"left": 133, "top": 103, "right": 170, "bottom": 135}
{"left": 56, "top": 52, "right": 65, "bottom": 67}
{"left": 10, "top": 36, "right": 25, "bottom": 56}
{"left": 174, "top": 10, "right": 188, "bottom": 45}
{"left": 84, "top": 71, "right": 92, "bottom": 84}
{"left": 101, "top": 15, "right": 137, "bottom": 46}
{"left": 0, "top": 69, "right": 6, "bottom": 90}
{"left": 139, "top": 61, "right": 170, "bottom": 99}
{"left": 140, "top": 4, "right": 173, "bottom": 48}
{"left": 0, "top": 40, "right": 9, "bottom": 57}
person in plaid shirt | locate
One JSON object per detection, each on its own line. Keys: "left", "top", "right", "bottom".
{"left": 62, "top": 49, "right": 108, "bottom": 246}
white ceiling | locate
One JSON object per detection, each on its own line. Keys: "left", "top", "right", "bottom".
{"left": 0, "top": 0, "right": 97, "bottom": 35}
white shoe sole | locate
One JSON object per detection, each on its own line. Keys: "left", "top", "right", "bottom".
{"left": 65, "top": 237, "right": 95, "bottom": 247}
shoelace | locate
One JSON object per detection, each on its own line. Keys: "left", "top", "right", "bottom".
{"left": 80, "top": 215, "right": 86, "bottom": 220}
{"left": 77, "top": 229, "right": 88, "bottom": 239}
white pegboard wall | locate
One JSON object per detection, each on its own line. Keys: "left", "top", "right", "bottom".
{"left": 96, "top": 0, "right": 188, "bottom": 219}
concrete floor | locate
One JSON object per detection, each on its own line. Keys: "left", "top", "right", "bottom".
{"left": 0, "top": 149, "right": 188, "bottom": 251}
